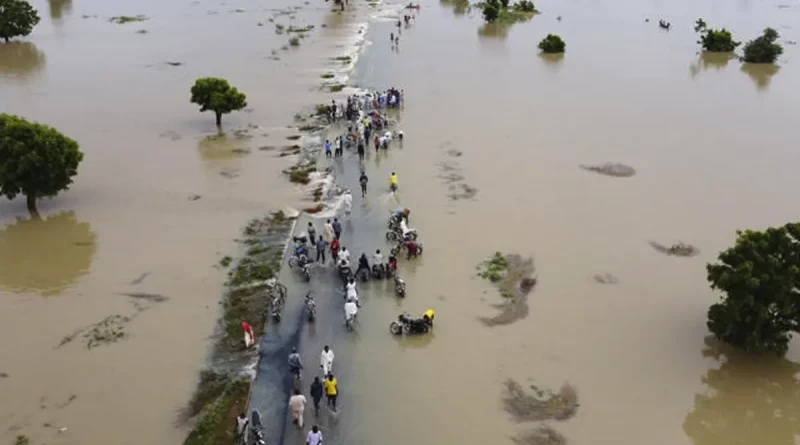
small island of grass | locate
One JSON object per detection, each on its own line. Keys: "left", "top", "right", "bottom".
{"left": 479, "top": 0, "right": 537, "bottom": 24}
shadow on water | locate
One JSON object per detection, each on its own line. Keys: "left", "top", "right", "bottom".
{"left": 741, "top": 63, "right": 780, "bottom": 90}
{"left": 440, "top": 0, "right": 470, "bottom": 16}
{"left": 682, "top": 336, "right": 800, "bottom": 445}
{"left": 0, "top": 211, "right": 97, "bottom": 296}
{"left": 538, "top": 52, "right": 564, "bottom": 72}
{"left": 689, "top": 52, "right": 734, "bottom": 78}
{"left": 0, "top": 42, "right": 46, "bottom": 81}
{"left": 48, "top": 0, "right": 73, "bottom": 21}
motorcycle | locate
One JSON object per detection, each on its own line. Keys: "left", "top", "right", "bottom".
{"left": 394, "top": 276, "right": 406, "bottom": 297}
{"left": 389, "top": 313, "right": 431, "bottom": 335}
{"left": 250, "top": 410, "right": 266, "bottom": 445}
{"left": 338, "top": 263, "right": 353, "bottom": 284}
{"left": 305, "top": 293, "right": 316, "bottom": 322}
{"left": 371, "top": 263, "right": 385, "bottom": 280}
{"left": 386, "top": 227, "right": 417, "bottom": 242}
{"left": 390, "top": 241, "right": 423, "bottom": 258}
{"left": 270, "top": 289, "right": 287, "bottom": 323}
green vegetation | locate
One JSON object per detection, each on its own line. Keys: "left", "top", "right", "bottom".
{"left": 538, "top": 34, "right": 565, "bottom": 53}
{"left": 440, "top": 0, "right": 470, "bottom": 14}
{"left": 190, "top": 77, "right": 247, "bottom": 128}
{"left": 706, "top": 222, "right": 800, "bottom": 356}
{"left": 320, "top": 73, "right": 335, "bottom": 79}
{"left": 287, "top": 24, "right": 314, "bottom": 33}
{"left": 331, "top": 55, "right": 352, "bottom": 63}
{"left": 694, "top": 19, "right": 739, "bottom": 52}
{"left": 219, "top": 256, "right": 233, "bottom": 267}
{"left": 108, "top": 14, "right": 147, "bottom": 24}
{"left": 14, "top": 435, "right": 30, "bottom": 445}
{"left": 298, "top": 124, "right": 323, "bottom": 132}
{"left": 0, "top": 0, "right": 40, "bottom": 42}
{"left": 0, "top": 114, "right": 83, "bottom": 215}
{"left": 284, "top": 162, "right": 316, "bottom": 184}
{"left": 183, "top": 378, "right": 250, "bottom": 445}
{"left": 274, "top": 23, "right": 285, "bottom": 34}
{"left": 329, "top": 83, "right": 345, "bottom": 92}
{"left": 742, "top": 27, "right": 783, "bottom": 64}
{"left": 289, "top": 36, "right": 300, "bottom": 46}
{"left": 480, "top": 0, "right": 537, "bottom": 23}
{"left": 478, "top": 252, "right": 510, "bottom": 282}
{"left": 314, "top": 103, "right": 332, "bottom": 116}
{"left": 286, "top": 134, "right": 302, "bottom": 140}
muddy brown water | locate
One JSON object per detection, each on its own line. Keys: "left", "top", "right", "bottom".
{"left": 2, "top": 0, "right": 800, "bottom": 444}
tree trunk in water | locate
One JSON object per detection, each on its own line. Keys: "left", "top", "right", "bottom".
{"left": 215, "top": 112, "right": 222, "bottom": 128}
{"left": 26, "top": 195, "right": 40, "bottom": 219}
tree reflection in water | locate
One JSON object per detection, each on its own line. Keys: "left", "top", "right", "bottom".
{"left": 48, "top": 0, "right": 73, "bottom": 21}
{"left": 683, "top": 336, "right": 800, "bottom": 445}
{"left": 0, "top": 42, "right": 46, "bottom": 80}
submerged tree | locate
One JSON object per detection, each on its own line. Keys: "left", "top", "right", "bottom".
{"left": 742, "top": 28, "right": 783, "bottom": 64}
{"left": 538, "top": 34, "right": 565, "bottom": 53}
{"left": 706, "top": 223, "right": 800, "bottom": 356}
{"left": 481, "top": 0, "right": 500, "bottom": 22}
{"left": 190, "top": 77, "right": 248, "bottom": 128}
{"left": 0, "top": 0, "right": 41, "bottom": 42}
{"left": 512, "top": 0, "right": 536, "bottom": 12}
{"left": 694, "top": 19, "right": 739, "bottom": 52}
{"left": 0, "top": 114, "right": 83, "bottom": 215}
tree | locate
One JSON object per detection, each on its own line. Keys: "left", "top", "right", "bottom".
{"left": 512, "top": 0, "right": 536, "bottom": 12}
{"left": 706, "top": 223, "right": 800, "bottom": 356}
{"left": 482, "top": 1, "right": 499, "bottom": 22}
{"left": 538, "top": 34, "right": 565, "bottom": 53}
{"left": 0, "top": 114, "right": 83, "bottom": 215}
{"left": 499, "top": 0, "right": 509, "bottom": 9}
{"left": 694, "top": 20, "right": 740, "bottom": 52}
{"left": 0, "top": 0, "right": 40, "bottom": 42}
{"left": 190, "top": 77, "right": 248, "bottom": 128}
{"left": 742, "top": 27, "right": 783, "bottom": 64}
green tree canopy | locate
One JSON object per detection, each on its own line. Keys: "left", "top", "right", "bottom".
{"left": 190, "top": 77, "right": 248, "bottom": 128}
{"left": 696, "top": 27, "right": 740, "bottom": 52}
{"left": 538, "top": 34, "right": 565, "bottom": 53}
{"left": 742, "top": 27, "right": 783, "bottom": 64}
{"left": 706, "top": 222, "right": 800, "bottom": 356}
{"left": 0, "top": 114, "right": 83, "bottom": 215}
{"left": 482, "top": 0, "right": 499, "bottom": 22}
{"left": 0, "top": 0, "right": 40, "bottom": 42}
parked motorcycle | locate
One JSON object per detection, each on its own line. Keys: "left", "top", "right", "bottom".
{"left": 389, "top": 312, "right": 432, "bottom": 335}
{"left": 386, "top": 227, "right": 418, "bottom": 242}
{"left": 394, "top": 276, "right": 406, "bottom": 297}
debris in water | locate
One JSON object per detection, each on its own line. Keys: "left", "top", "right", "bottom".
{"left": 135, "top": 29, "right": 148, "bottom": 34}
{"left": 220, "top": 168, "right": 240, "bottom": 179}
{"left": 231, "top": 148, "right": 251, "bottom": 154}
{"left": 188, "top": 194, "right": 202, "bottom": 201}
{"left": 117, "top": 292, "right": 169, "bottom": 303}
{"left": 0, "top": 372, "right": 8, "bottom": 378}
{"left": 511, "top": 427, "right": 566, "bottom": 445}
{"left": 159, "top": 130, "right": 182, "bottom": 141}
{"left": 503, "top": 379, "right": 579, "bottom": 422}
{"left": 478, "top": 253, "right": 536, "bottom": 326}
{"left": 286, "top": 134, "right": 302, "bottom": 140}
{"left": 165, "top": 61, "right": 183, "bottom": 66}
{"left": 579, "top": 162, "right": 636, "bottom": 177}
{"left": 592, "top": 273, "right": 618, "bottom": 284}
{"left": 57, "top": 314, "right": 133, "bottom": 349}
{"left": 130, "top": 272, "right": 151, "bottom": 285}
{"left": 446, "top": 148, "right": 463, "bottom": 157}
{"left": 649, "top": 241, "right": 699, "bottom": 257}
{"left": 108, "top": 15, "right": 148, "bottom": 24}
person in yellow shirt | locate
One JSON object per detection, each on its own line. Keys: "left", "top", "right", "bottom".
{"left": 388, "top": 172, "right": 398, "bottom": 192}
{"left": 324, "top": 374, "right": 338, "bottom": 412}
{"left": 423, "top": 309, "right": 435, "bottom": 326}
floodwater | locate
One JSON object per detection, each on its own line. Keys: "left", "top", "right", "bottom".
{"left": 2, "top": 0, "right": 800, "bottom": 443}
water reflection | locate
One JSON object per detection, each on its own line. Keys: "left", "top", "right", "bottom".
{"left": 440, "top": 0, "right": 470, "bottom": 16}
{"left": 0, "top": 211, "right": 97, "bottom": 296}
{"left": 48, "top": 0, "right": 73, "bottom": 21}
{"left": 538, "top": 52, "right": 564, "bottom": 71}
{"left": 689, "top": 52, "right": 734, "bottom": 78}
{"left": 478, "top": 22, "right": 510, "bottom": 39}
{"left": 197, "top": 132, "right": 251, "bottom": 161}
{"left": 741, "top": 63, "right": 780, "bottom": 90}
{"left": 683, "top": 337, "right": 800, "bottom": 445}
{"left": 0, "top": 42, "right": 46, "bottom": 80}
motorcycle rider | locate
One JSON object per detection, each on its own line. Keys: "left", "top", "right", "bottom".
{"left": 387, "top": 254, "right": 398, "bottom": 275}
{"left": 345, "top": 278, "right": 358, "bottom": 303}
{"left": 339, "top": 246, "right": 350, "bottom": 264}
{"left": 404, "top": 239, "right": 420, "bottom": 259}
{"left": 294, "top": 237, "right": 310, "bottom": 260}
{"left": 288, "top": 347, "right": 303, "bottom": 378}
{"left": 355, "top": 253, "right": 370, "bottom": 280}
{"left": 389, "top": 172, "right": 398, "bottom": 192}
{"left": 372, "top": 249, "right": 385, "bottom": 275}
{"left": 305, "top": 293, "right": 316, "bottom": 320}
{"left": 344, "top": 299, "right": 358, "bottom": 327}
{"left": 359, "top": 170, "right": 368, "bottom": 197}
{"left": 423, "top": 309, "right": 435, "bottom": 326}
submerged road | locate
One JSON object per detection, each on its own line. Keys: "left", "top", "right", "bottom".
{"left": 249, "top": 134, "right": 406, "bottom": 445}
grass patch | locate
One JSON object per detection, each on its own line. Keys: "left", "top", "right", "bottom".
{"left": 303, "top": 204, "right": 325, "bottom": 214}
{"left": 287, "top": 25, "right": 315, "bottom": 33}
{"left": 320, "top": 73, "right": 335, "bottom": 79}
{"left": 314, "top": 104, "right": 331, "bottom": 116}
{"left": 219, "top": 256, "right": 233, "bottom": 267}
{"left": 284, "top": 163, "right": 317, "bottom": 184}
{"left": 15, "top": 436, "right": 30, "bottom": 445}
{"left": 478, "top": 252, "right": 509, "bottom": 282}
{"left": 275, "top": 23, "right": 285, "bottom": 34}
{"left": 278, "top": 145, "right": 302, "bottom": 157}
{"left": 183, "top": 379, "right": 251, "bottom": 445}
{"left": 109, "top": 15, "right": 148, "bottom": 24}
{"left": 332, "top": 56, "right": 352, "bottom": 63}
{"left": 298, "top": 124, "right": 324, "bottom": 132}
{"left": 328, "top": 83, "right": 345, "bottom": 92}
{"left": 289, "top": 36, "right": 301, "bottom": 46}
{"left": 286, "top": 135, "right": 302, "bottom": 141}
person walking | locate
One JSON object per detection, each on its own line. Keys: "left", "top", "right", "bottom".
{"left": 357, "top": 139, "right": 365, "bottom": 161}
{"left": 289, "top": 389, "right": 307, "bottom": 428}
{"left": 310, "top": 377, "right": 324, "bottom": 417}
{"left": 323, "top": 220, "right": 335, "bottom": 244}
{"left": 320, "top": 345, "right": 334, "bottom": 376}
{"left": 307, "top": 222, "right": 317, "bottom": 245}
{"left": 236, "top": 412, "right": 249, "bottom": 444}
{"left": 306, "top": 425, "right": 323, "bottom": 445}
{"left": 332, "top": 218, "right": 342, "bottom": 240}
{"left": 325, "top": 139, "right": 332, "bottom": 158}
{"left": 324, "top": 374, "right": 338, "bottom": 412}
{"left": 241, "top": 321, "right": 254, "bottom": 348}
{"left": 315, "top": 237, "right": 327, "bottom": 264}
{"left": 359, "top": 171, "right": 368, "bottom": 197}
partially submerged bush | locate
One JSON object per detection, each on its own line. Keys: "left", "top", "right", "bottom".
{"left": 742, "top": 28, "right": 783, "bottom": 63}
{"left": 289, "top": 36, "right": 300, "bottom": 46}
{"left": 512, "top": 0, "right": 536, "bottom": 12}
{"left": 482, "top": 0, "right": 500, "bottom": 22}
{"left": 694, "top": 19, "right": 739, "bottom": 52}
{"left": 479, "top": 252, "right": 509, "bottom": 282}
{"left": 538, "top": 34, "right": 565, "bottom": 53}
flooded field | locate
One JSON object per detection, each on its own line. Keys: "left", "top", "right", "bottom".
{"left": 2, "top": 0, "right": 800, "bottom": 443}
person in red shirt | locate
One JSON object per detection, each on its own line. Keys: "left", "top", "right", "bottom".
{"left": 374, "top": 135, "right": 380, "bottom": 150}
{"left": 242, "top": 321, "right": 255, "bottom": 348}
{"left": 330, "top": 238, "right": 341, "bottom": 261}
{"left": 404, "top": 240, "right": 419, "bottom": 260}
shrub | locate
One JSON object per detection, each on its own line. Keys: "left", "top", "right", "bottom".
{"left": 482, "top": 2, "right": 499, "bottom": 22}
{"left": 742, "top": 27, "right": 783, "bottom": 64}
{"left": 697, "top": 28, "right": 740, "bottom": 52}
{"left": 512, "top": 0, "right": 536, "bottom": 12}
{"left": 538, "top": 34, "right": 565, "bottom": 53}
